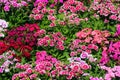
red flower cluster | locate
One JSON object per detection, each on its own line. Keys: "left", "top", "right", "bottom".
{"left": 0, "top": 41, "right": 9, "bottom": 55}
{"left": 3, "top": 23, "right": 40, "bottom": 58}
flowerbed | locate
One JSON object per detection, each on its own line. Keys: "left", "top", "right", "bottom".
{"left": 0, "top": 0, "right": 120, "bottom": 80}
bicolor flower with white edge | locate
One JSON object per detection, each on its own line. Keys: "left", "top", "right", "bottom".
{"left": 0, "top": 19, "right": 8, "bottom": 37}
{"left": 0, "top": 19, "right": 8, "bottom": 28}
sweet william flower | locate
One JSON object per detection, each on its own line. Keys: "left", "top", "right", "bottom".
{"left": 81, "top": 64, "right": 90, "bottom": 70}
{"left": 5, "top": 68, "right": 9, "bottom": 72}
{"left": 36, "top": 0, "right": 48, "bottom": 3}
{"left": 29, "top": 74, "right": 37, "bottom": 79}
{"left": 114, "top": 24, "right": 120, "bottom": 36}
{"left": 0, "top": 67, "right": 4, "bottom": 73}
{"left": 0, "top": 19, "right": 8, "bottom": 28}
{"left": 0, "top": 33, "right": 5, "bottom": 37}
{"left": 4, "top": 5, "right": 10, "bottom": 11}
{"left": 49, "top": 22, "right": 56, "bottom": 27}
{"left": 80, "top": 51, "right": 88, "bottom": 59}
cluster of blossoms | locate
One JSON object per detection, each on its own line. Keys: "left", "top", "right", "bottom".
{"left": 100, "top": 41, "right": 120, "bottom": 65}
{"left": 12, "top": 63, "right": 38, "bottom": 80}
{"left": 90, "top": 0, "right": 120, "bottom": 23}
{"left": 99, "top": 65, "right": 120, "bottom": 80}
{"left": 12, "top": 51, "right": 58, "bottom": 80}
{"left": 12, "top": 51, "right": 91, "bottom": 80}
{"left": 90, "top": 77, "right": 103, "bottom": 80}
{"left": 76, "top": 28, "right": 110, "bottom": 45}
{"left": 3, "top": 23, "right": 40, "bottom": 59}
{"left": 114, "top": 24, "right": 120, "bottom": 36}
{"left": 30, "top": 0, "right": 57, "bottom": 27}
{"left": 35, "top": 51, "right": 59, "bottom": 75}
{"left": 0, "top": 19, "right": 8, "bottom": 37}
{"left": 69, "top": 28, "right": 110, "bottom": 56}
{"left": 100, "top": 24, "right": 120, "bottom": 65}
{"left": 0, "top": 0, "right": 32, "bottom": 11}
{"left": 37, "top": 32, "right": 66, "bottom": 50}
{"left": 0, "top": 41, "right": 9, "bottom": 55}
{"left": 0, "top": 50, "right": 18, "bottom": 73}
{"left": 59, "top": 0, "right": 87, "bottom": 13}
{"left": 69, "top": 51, "right": 97, "bottom": 63}
{"left": 30, "top": 0, "right": 88, "bottom": 27}
{"left": 35, "top": 51, "right": 91, "bottom": 80}
{"left": 108, "top": 41, "right": 120, "bottom": 61}
{"left": 57, "top": 0, "right": 88, "bottom": 25}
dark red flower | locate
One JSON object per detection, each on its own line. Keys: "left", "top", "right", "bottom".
{"left": 20, "top": 45, "right": 32, "bottom": 58}
{"left": 0, "top": 41, "right": 9, "bottom": 55}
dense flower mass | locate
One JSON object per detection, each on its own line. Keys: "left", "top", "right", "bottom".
{"left": 99, "top": 65, "right": 120, "bottom": 80}
{"left": 0, "top": 0, "right": 32, "bottom": 11}
{"left": 114, "top": 24, "right": 120, "bottom": 36}
{"left": 90, "top": 0, "right": 120, "bottom": 22}
{"left": 69, "top": 28, "right": 110, "bottom": 57}
{"left": 12, "top": 51, "right": 91, "bottom": 80}
{"left": 30, "top": 0, "right": 88, "bottom": 27}
{"left": 0, "top": 50, "right": 18, "bottom": 73}
{"left": 0, "top": 41, "right": 9, "bottom": 55}
{"left": 3, "top": 23, "right": 40, "bottom": 58}
{"left": 100, "top": 41, "right": 120, "bottom": 65}
{"left": 0, "top": 0, "right": 120, "bottom": 80}
{"left": 37, "top": 32, "right": 66, "bottom": 50}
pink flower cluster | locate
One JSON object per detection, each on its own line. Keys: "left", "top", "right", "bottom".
{"left": 90, "top": 77, "right": 103, "bottom": 80}
{"left": 30, "top": 0, "right": 88, "bottom": 27}
{"left": 100, "top": 65, "right": 120, "bottom": 80}
{"left": 108, "top": 41, "right": 120, "bottom": 61}
{"left": 69, "top": 39, "right": 99, "bottom": 56}
{"left": 69, "top": 51, "right": 97, "bottom": 63}
{"left": 35, "top": 51, "right": 90, "bottom": 80}
{"left": 57, "top": 0, "right": 88, "bottom": 25}
{"left": 114, "top": 24, "right": 120, "bottom": 36}
{"left": 0, "top": 50, "right": 18, "bottom": 73}
{"left": 100, "top": 41, "right": 120, "bottom": 65}
{"left": 30, "top": 1, "right": 58, "bottom": 27}
{"left": 12, "top": 51, "right": 91, "bottom": 80}
{"left": 58, "top": 61, "right": 90, "bottom": 79}
{"left": 59, "top": 0, "right": 87, "bottom": 13}
{"left": 37, "top": 32, "right": 66, "bottom": 50}
{"left": 30, "top": 1, "right": 55, "bottom": 20}
{"left": 12, "top": 63, "right": 37, "bottom": 80}
{"left": 69, "top": 28, "right": 110, "bottom": 56}
{"left": 100, "top": 41, "right": 120, "bottom": 64}
{"left": 35, "top": 51, "right": 58, "bottom": 74}
{"left": 0, "top": 0, "right": 31, "bottom": 11}
{"left": 100, "top": 24, "right": 120, "bottom": 65}
{"left": 76, "top": 28, "right": 110, "bottom": 45}
{"left": 12, "top": 51, "right": 59, "bottom": 80}
{"left": 90, "top": 0, "right": 120, "bottom": 22}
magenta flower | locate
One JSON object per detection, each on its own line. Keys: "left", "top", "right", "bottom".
{"left": 36, "top": 0, "right": 48, "bottom": 3}
{"left": 80, "top": 51, "right": 88, "bottom": 59}
{"left": 59, "top": 0, "right": 63, "bottom": 3}
{"left": 4, "top": 5, "right": 10, "bottom": 11}
{"left": 114, "top": 24, "right": 120, "bottom": 36}
{"left": 0, "top": 67, "right": 4, "bottom": 73}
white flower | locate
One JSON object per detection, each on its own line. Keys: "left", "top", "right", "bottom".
{"left": 0, "top": 33, "right": 5, "bottom": 37}
{"left": 0, "top": 19, "right": 8, "bottom": 28}
{"left": 36, "top": 78, "right": 41, "bottom": 80}
{"left": 5, "top": 68, "right": 10, "bottom": 72}
{"left": 0, "top": 27, "right": 3, "bottom": 32}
